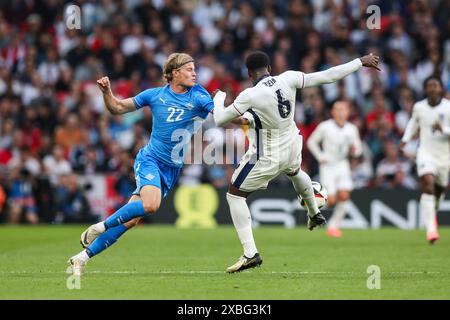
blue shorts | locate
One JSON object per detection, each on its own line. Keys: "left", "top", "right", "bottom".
{"left": 132, "top": 149, "right": 182, "bottom": 198}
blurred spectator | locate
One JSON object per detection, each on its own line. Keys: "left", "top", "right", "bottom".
{"left": 43, "top": 144, "right": 72, "bottom": 186}
{"left": 350, "top": 143, "right": 374, "bottom": 189}
{"left": 54, "top": 113, "right": 86, "bottom": 154}
{"left": 375, "top": 140, "right": 416, "bottom": 189}
{"left": 54, "top": 174, "right": 97, "bottom": 223}
{"left": 365, "top": 88, "right": 395, "bottom": 130}
{"left": 394, "top": 86, "right": 415, "bottom": 136}
{"left": 388, "top": 23, "right": 413, "bottom": 59}
{"left": 8, "top": 147, "right": 41, "bottom": 176}
{"left": 113, "top": 153, "right": 136, "bottom": 208}
{"left": 37, "top": 47, "right": 68, "bottom": 86}
{"left": 72, "top": 145, "right": 106, "bottom": 174}
{"left": 6, "top": 167, "right": 38, "bottom": 224}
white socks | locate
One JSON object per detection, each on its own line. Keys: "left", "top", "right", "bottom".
{"left": 226, "top": 193, "right": 258, "bottom": 258}
{"left": 75, "top": 250, "right": 90, "bottom": 263}
{"left": 97, "top": 221, "right": 106, "bottom": 232}
{"left": 328, "top": 201, "right": 348, "bottom": 230}
{"left": 288, "top": 170, "right": 319, "bottom": 217}
{"left": 420, "top": 193, "right": 437, "bottom": 233}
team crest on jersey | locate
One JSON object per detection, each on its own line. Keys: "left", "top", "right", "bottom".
{"left": 186, "top": 103, "right": 194, "bottom": 110}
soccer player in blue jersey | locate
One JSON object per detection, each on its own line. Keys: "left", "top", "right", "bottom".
{"left": 68, "top": 53, "right": 214, "bottom": 276}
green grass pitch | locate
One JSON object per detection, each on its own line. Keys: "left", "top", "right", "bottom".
{"left": 1, "top": 225, "right": 449, "bottom": 299}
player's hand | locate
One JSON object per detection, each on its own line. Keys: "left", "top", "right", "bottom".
{"left": 349, "top": 145, "right": 356, "bottom": 156}
{"left": 399, "top": 141, "right": 406, "bottom": 150}
{"left": 360, "top": 53, "right": 381, "bottom": 71}
{"left": 319, "top": 156, "right": 329, "bottom": 164}
{"left": 97, "top": 76, "right": 111, "bottom": 93}
{"left": 211, "top": 89, "right": 219, "bottom": 98}
{"left": 432, "top": 121, "right": 442, "bottom": 132}
{"left": 348, "top": 145, "right": 360, "bottom": 159}
{"left": 211, "top": 89, "right": 225, "bottom": 99}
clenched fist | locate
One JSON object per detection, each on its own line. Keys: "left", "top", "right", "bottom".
{"left": 97, "top": 76, "right": 111, "bottom": 93}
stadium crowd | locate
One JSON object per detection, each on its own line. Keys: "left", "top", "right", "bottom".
{"left": 0, "top": 0, "right": 450, "bottom": 223}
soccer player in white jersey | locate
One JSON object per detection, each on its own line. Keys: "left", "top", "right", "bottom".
{"left": 400, "top": 76, "right": 450, "bottom": 244}
{"left": 307, "top": 100, "right": 363, "bottom": 238}
{"left": 213, "top": 51, "right": 380, "bottom": 272}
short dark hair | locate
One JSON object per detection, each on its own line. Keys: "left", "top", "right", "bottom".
{"left": 245, "top": 51, "right": 270, "bottom": 71}
{"left": 423, "top": 74, "right": 444, "bottom": 91}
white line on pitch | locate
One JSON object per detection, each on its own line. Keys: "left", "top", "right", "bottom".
{"left": 0, "top": 271, "right": 442, "bottom": 275}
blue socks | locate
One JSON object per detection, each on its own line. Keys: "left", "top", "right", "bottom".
{"left": 86, "top": 224, "right": 128, "bottom": 257}
{"left": 104, "top": 200, "right": 146, "bottom": 229}
{"left": 84, "top": 200, "right": 149, "bottom": 258}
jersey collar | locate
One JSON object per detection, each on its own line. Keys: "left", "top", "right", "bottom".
{"left": 253, "top": 74, "right": 270, "bottom": 86}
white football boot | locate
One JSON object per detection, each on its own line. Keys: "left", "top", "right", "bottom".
{"left": 67, "top": 255, "right": 87, "bottom": 276}
{"left": 226, "top": 253, "right": 262, "bottom": 273}
{"left": 80, "top": 222, "right": 105, "bottom": 248}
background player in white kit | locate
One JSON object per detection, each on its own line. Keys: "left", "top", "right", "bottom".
{"left": 400, "top": 76, "right": 450, "bottom": 244}
{"left": 307, "top": 101, "right": 363, "bottom": 238}
{"left": 213, "top": 51, "right": 380, "bottom": 272}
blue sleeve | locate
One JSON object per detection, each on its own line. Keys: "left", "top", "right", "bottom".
{"left": 195, "top": 85, "right": 214, "bottom": 119}
{"left": 132, "top": 88, "right": 158, "bottom": 109}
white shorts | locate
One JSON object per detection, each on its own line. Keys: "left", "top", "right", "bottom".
{"left": 319, "top": 161, "right": 353, "bottom": 196}
{"left": 416, "top": 153, "right": 450, "bottom": 187}
{"left": 231, "top": 135, "right": 302, "bottom": 192}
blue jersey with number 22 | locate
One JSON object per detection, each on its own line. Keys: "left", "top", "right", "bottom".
{"left": 132, "top": 84, "right": 214, "bottom": 168}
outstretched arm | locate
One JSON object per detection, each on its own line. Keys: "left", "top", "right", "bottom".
{"left": 97, "top": 76, "right": 136, "bottom": 115}
{"left": 303, "top": 54, "right": 380, "bottom": 88}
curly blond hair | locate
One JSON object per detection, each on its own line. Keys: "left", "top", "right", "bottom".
{"left": 163, "top": 53, "right": 195, "bottom": 83}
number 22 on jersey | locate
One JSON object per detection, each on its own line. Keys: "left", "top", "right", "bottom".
{"left": 167, "top": 107, "right": 184, "bottom": 122}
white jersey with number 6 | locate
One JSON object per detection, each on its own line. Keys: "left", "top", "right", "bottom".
{"left": 233, "top": 72, "right": 304, "bottom": 154}
{"left": 213, "top": 58, "right": 363, "bottom": 192}
{"left": 230, "top": 71, "right": 306, "bottom": 191}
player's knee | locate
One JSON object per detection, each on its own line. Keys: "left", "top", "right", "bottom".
{"left": 420, "top": 181, "right": 435, "bottom": 194}
{"left": 337, "top": 192, "right": 350, "bottom": 202}
{"left": 142, "top": 202, "right": 160, "bottom": 214}
{"left": 422, "top": 186, "right": 435, "bottom": 195}
{"left": 420, "top": 175, "right": 435, "bottom": 194}
{"left": 327, "top": 196, "right": 337, "bottom": 207}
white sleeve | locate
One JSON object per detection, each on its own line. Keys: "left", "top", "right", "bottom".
{"left": 439, "top": 110, "right": 450, "bottom": 136}
{"left": 213, "top": 90, "right": 241, "bottom": 127}
{"left": 303, "top": 59, "right": 362, "bottom": 88}
{"left": 279, "top": 70, "right": 305, "bottom": 89}
{"left": 351, "top": 125, "right": 363, "bottom": 157}
{"left": 232, "top": 89, "right": 252, "bottom": 115}
{"left": 242, "top": 112, "right": 255, "bottom": 127}
{"left": 307, "top": 124, "right": 326, "bottom": 162}
{"left": 401, "top": 104, "right": 419, "bottom": 142}
{"left": 442, "top": 126, "right": 450, "bottom": 136}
